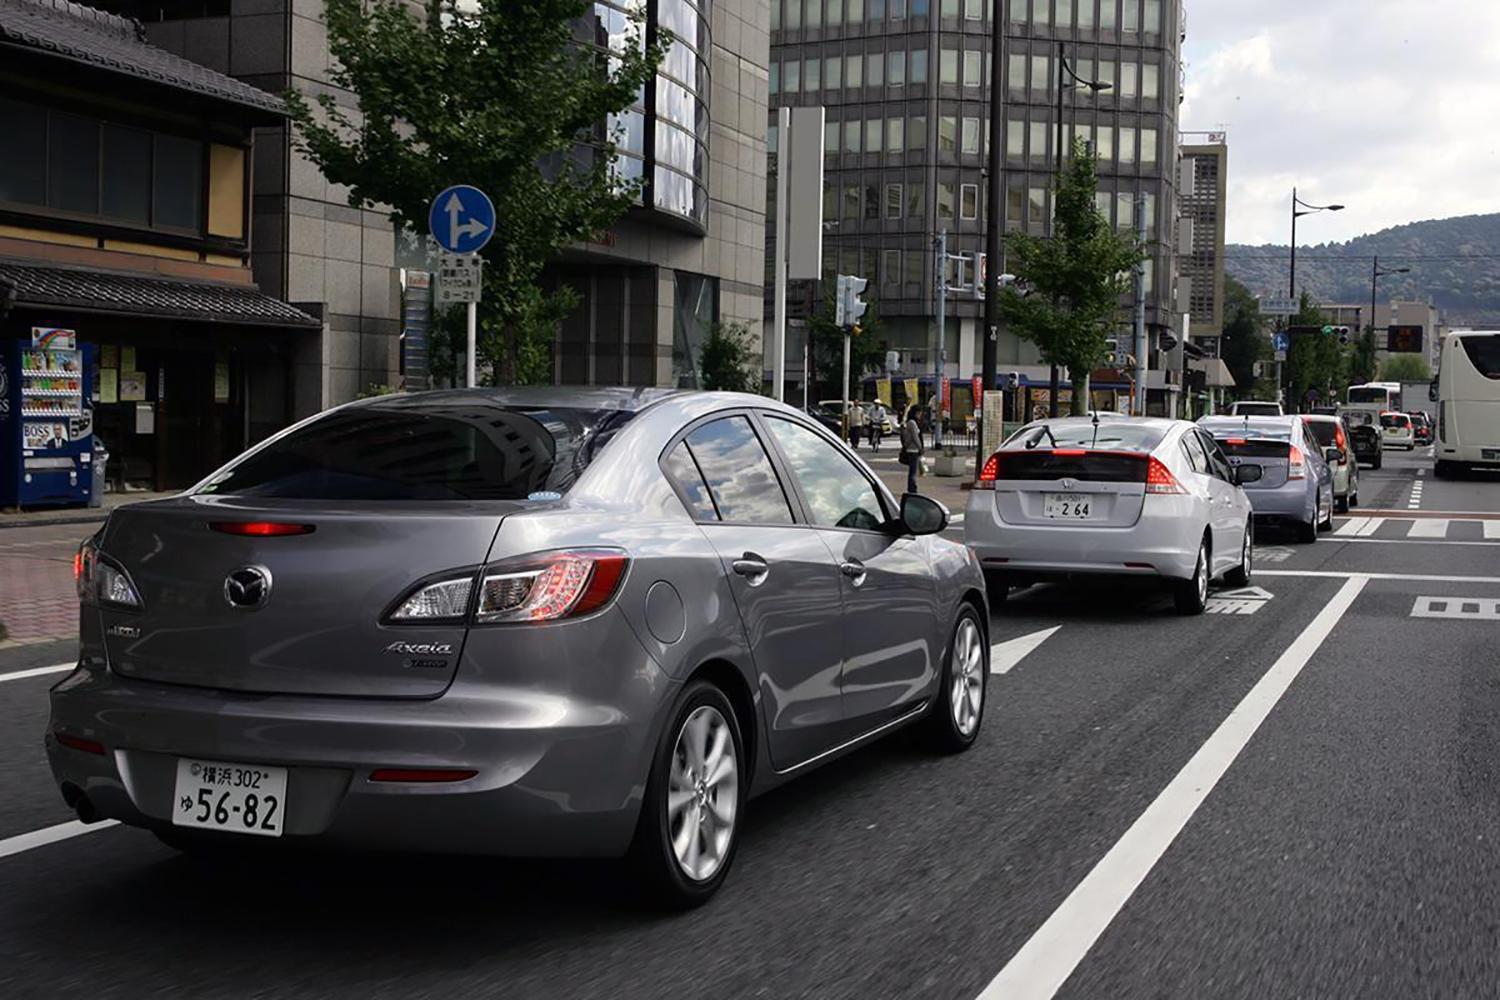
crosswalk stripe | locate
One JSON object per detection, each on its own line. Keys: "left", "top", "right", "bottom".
{"left": 1334, "top": 517, "right": 1369, "bottom": 537}
{"left": 1407, "top": 519, "right": 1449, "bottom": 538}
{"left": 1356, "top": 517, "right": 1386, "bottom": 537}
{"left": 1487, "top": 522, "right": 1500, "bottom": 540}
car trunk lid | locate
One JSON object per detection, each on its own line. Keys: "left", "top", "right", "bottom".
{"left": 1216, "top": 438, "right": 1292, "bottom": 489}
{"left": 987, "top": 450, "right": 1148, "bottom": 528}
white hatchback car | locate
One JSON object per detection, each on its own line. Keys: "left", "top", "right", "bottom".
{"left": 965, "top": 417, "right": 1261, "bottom": 614}
{"left": 1381, "top": 411, "right": 1415, "bottom": 450}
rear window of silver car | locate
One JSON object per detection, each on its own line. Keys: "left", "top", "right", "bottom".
{"left": 196, "top": 402, "right": 635, "bottom": 500}
{"left": 1004, "top": 422, "right": 1168, "bottom": 452}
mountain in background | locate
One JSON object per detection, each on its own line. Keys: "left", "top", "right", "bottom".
{"left": 1224, "top": 213, "right": 1500, "bottom": 328}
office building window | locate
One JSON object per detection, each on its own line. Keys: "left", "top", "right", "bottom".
{"left": 1116, "top": 191, "right": 1133, "bottom": 232}
{"left": 1143, "top": 190, "right": 1157, "bottom": 239}
{"left": 889, "top": 51, "right": 906, "bottom": 86}
{"left": 770, "top": 62, "right": 779, "bottom": 95}
{"left": 1094, "top": 190, "right": 1112, "bottom": 224}
{"left": 1140, "top": 127, "right": 1157, "bottom": 168}
{"left": 911, "top": 49, "right": 929, "bottom": 83}
{"left": 966, "top": 0, "right": 983, "bottom": 18}
{"left": 912, "top": 0, "right": 929, "bottom": 13}
{"left": 1034, "top": 0, "right": 1050, "bottom": 26}
{"left": 786, "top": 0, "right": 801, "bottom": 28}
{"left": 960, "top": 183, "right": 978, "bottom": 220}
{"left": 808, "top": 0, "right": 823, "bottom": 27}
{"left": 941, "top": 0, "right": 958, "bottom": 14}
{"left": 805, "top": 57, "right": 821, "bottom": 91}
{"left": 867, "top": 118, "right": 883, "bottom": 151}
{"left": 1028, "top": 186, "right": 1046, "bottom": 227}
{"left": 940, "top": 48, "right": 959, "bottom": 84}
{"left": 1096, "top": 59, "right": 1115, "bottom": 91}
{"left": 846, "top": 53, "right": 863, "bottom": 88}
{"left": 1006, "top": 182, "right": 1024, "bottom": 231}
{"left": 1031, "top": 53, "right": 1050, "bottom": 93}
{"left": 866, "top": 184, "right": 880, "bottom": 219}
{"left": 824, "top": 121, "right": 839, "bottom": 152}
{"left": 886, "top": 183, "right": 904, "bottom": 218}
{"left": 847, "top": 0, "right": 864, "bottom": 19}
{"left": 907, "top": 179, "right": 925, "bottom": 217}
{"left": 771, "top": 0, "right": 782, "bottom": 29}
{"left": 844, "top": 184, "right": 861, "bottom": 220}
{"left": 1096, "top": 123, "right": 1114, "bottom": 162}
{"left": 870, "top": 0, "right": 886, "bottom": 17}
{"left": 785, "top": 60, "right": 801, "bottom": 92}
{"left": 1057, "top": 0, "right": 1072, "bottom": 28}
{"left": 1119, "top": 125, "right": 1136, "bottom": 166}
{"left": 1079, "top": 0, "right": 1094, "bottom": 28}
{"left": 823, "top": 181, "right": 836, "bottom": 219}
{"left": 1006, "top": 119, "right": 1024, "bottom": 160}
{"left": 844, "top": 120, "right": 862, "bottom": 153}
{"left": 909, "top": 115, "right": 927, "bottom": 150}
{"left": 961, "top": 117, "right": 980, "bottom": 154}
{"left": 1100, "top": 0, "right": 1116, "bottom": 29}
{"left": 1122, "top": 0, "right": 1138, "bottom": 32}
{"left": 769, "top": 122, "right": 780, "bottom": 154}
{"left": 1008, "top": 53, "right": 1026, "bottom": 93}
{"left": 939, "top": 115, "right": 957, "bottom": 154}
{"left": 1030, "top": 120, "right": 1048, "bottom": 165}
{"left": 1010, "top": 0, "right": 1027, "bottom": 22}
{"left": 905, "top": 249, "right": 924, "bottom": 287}
{"left": 1143, "top": 0, "right": 1160, "bottom": 33}
{"left": 886, "top": 117, "right": 904, "bottom": 152}
{"left": 1142, "top": 63, "right": 1159, "bottom": 100}
{"left": 867, "top": 52, "right": 884, "bottom": 86}
{"left": 891, "top": 0, "right": 906, "bottom": 17}
{"left": 964, "top": 50, "right": 982, "bottom": 88}
{"left": 937, "top": 180, "right": 955, "bottom": 220}
{"left": 882, "top": 249, "right": 902, "bottom": 287}
{"left": 826, "top": 56, "right": 842, "bottom": 89}
{"left": 1120, "top": 61, "right": 1137, "bottom": 97}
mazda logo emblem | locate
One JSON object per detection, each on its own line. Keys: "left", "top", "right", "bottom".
{"left": 224, "top": 566, "right": 273, "bottom": 610}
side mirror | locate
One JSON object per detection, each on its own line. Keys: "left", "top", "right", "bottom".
{"left": 1323, "top": 446, "right": 1343, "bottom": 465}
{"left": 1429, "top": 379, "right": 1439, "bottom": 403}
{"left": 899, "top": 493, "right": 949, "bottom": 536}
{"left": 1232, "top": 464, "right": 1263, "bottom": 486}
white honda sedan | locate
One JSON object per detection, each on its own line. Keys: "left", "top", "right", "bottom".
{"left": 964, "top": 417, "right": 1262, "bottom": 614}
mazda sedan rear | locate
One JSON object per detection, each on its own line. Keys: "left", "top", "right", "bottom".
{"left": 47, "top": 389, "right": 988, "bottom": 907}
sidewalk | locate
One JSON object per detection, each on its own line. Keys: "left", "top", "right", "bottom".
{"left": 0, "top": 490, "right": 177, "bottom": 530}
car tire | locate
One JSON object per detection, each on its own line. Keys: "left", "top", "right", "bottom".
{"left": 983, "top": 569, "right": 1009, "bottom": 607}
{"left": 1296, "top": 512, "right": 1318, "bottom": 544}
{"left": 1435, "top": 460, "right": 1454, "bottom": 479}
{"left": 1173, "top": 538, "right": 1210, "bottom": 615}
{"left": 923, "top": 606, "right": 987, "bottom": 754}
{"left": 1318, "top": 496, "right": 1334, "bottom": 531}
{"left": 1224, "top": 524, "right": 1252, "bottom": 588}
{"left": 628, "top": 679, "right": 745, "bottom": 910}
{"left": 1371, "top": 452, "right": 1382, "bottom": 470}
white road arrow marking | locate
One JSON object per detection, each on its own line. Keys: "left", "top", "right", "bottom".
{"left": 990, "top": 626, "right": 1060, "bottom": 675}
{"left": 1215, "top": 585, "right": 1274, "bottom": 601}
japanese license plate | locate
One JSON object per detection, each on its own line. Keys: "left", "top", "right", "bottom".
{"left": 1044, "top": 493, "right": 1093, "bottom": 519}
{"left": 171, "top": 758, "right": 287, "bottom": 838}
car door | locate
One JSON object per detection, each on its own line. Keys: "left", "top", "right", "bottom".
{"left": 1198, "top": 430, "right": 1249, "bottom": 574}
{"left": 1178, "top": 430, "right": 1234, "bottom": 571}
{"left": 758, "top": 413, "right": 941, "bottom": 735}
{"left": 667, "top": 414, "right": 848, "bottom": 770}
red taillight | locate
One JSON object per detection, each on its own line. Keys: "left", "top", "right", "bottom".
{"left": 73, "top": 550, "right": 82, "bottom": 580}
{"left": 1145, "top": 457, "right": 1186, "bottom": 495}
{"left": 1052, "top": 448, "right": 1086, "bottom": 456}
{"left": 1225, "top": 437, "right": 1247, "bottom": 446}
{"left": 210, "top": 521, "right": 316, "bottom": 537}
{"left": 1288, "top": 445, "right": 1306, "bottom": 479}
{"left": 976, "top": 452, "right": 1001, "bottom": 490}
{"left": 572, "top": 555, "right": 629, "bottom": 617}
{"left": 56, "top": 732, "right": 105, "bottom": 755}
{"left": 368, "top": 768, "right": 477, "bottom": 783}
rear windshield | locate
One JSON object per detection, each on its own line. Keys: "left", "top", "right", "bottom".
{"left": 1380, "top": 414, "right": 1410, "bottom": 428}
{"left": 994, "top": 451, "right": 1147, "bottom": 482}
{"left": 1233, "top": 403, "right": 1281, "bottom": 416}
{"left": 1004, "top": 422, "right": 1167, "bottom": 453}
{"left": 1459, "top": 335, "right": 1500, "bottom": 378}
{"left": 1214, "top": 434, "right": 1291, "bottom": 459}
{"left": 197, "top": 402, "right": 634, "bottom": 500}
{"left": 1348, "top": 388, "right": 1390, "bottom": 405}
{"left": 1304, "top": 421, "right": 1338, "bottom": 447}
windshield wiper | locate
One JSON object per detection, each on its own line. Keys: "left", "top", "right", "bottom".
{"left": 1026, "top": 424, "right": 1060, "bottom": 450}
{"left": 1090, "top": 411, "right": 1101, "bottom": 450}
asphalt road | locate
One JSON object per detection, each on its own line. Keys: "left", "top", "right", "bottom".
{"left": 2, "top": 446, "right": 1499, "bottom": 999}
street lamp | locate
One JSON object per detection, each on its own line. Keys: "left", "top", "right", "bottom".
{"left": 1368, "top": 255, "right": 1411, "bottom": 358}
{"left": 1284, "top": 187, "right": 1344, "bottom": 410}
{"left": 1045, "top": 43, "right": 1113, "bottom": 417}
{"left": 981, "top": 0, "right": 1006, "bottom": 465}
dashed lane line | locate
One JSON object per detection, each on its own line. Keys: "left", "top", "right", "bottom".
{"left": 0, "top": 662, "right": 73, "bottom": 684}
{"left": 0, "top": 820, "right": 119, "bottom": 861}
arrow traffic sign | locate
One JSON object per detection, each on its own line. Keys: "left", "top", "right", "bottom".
{"left": 428, "top": 185, "right": 495, "bottom": 255}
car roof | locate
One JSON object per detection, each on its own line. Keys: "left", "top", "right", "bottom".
{"left": 348, "top": 385, "right": 685, "bottom": 414}
{"left": 1030, "top": 415, "right": 1182, "bottom": 428}
{"left": 1200, "top": 415, "right": 1300, "bottom": 431}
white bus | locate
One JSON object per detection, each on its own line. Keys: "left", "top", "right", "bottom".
{"left": 1434, "top": 331, "right": 1500, "bottom": 477}
{"left": 1346, "top": 382, "right": 1403, "bottom": 412}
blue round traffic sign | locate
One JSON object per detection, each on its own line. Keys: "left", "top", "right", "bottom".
{"left": 428, "top": 185, "right": 495, "bottom": 254}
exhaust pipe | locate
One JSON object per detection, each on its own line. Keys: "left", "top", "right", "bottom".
{"left": 60, "top": 783, "right": 100, "bottom": 824}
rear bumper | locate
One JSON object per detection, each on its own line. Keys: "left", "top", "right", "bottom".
{"left": 46, "top": 645, "right": 674, "bottom": 858}
{"left": 1243, "top": 484, "right": 1314, "bottom": 522}
{"left": 963, "top": 494, "right": 1202, "bottom": 580}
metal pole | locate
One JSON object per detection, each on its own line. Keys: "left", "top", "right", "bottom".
{"left": 465, "top": 299, "right": 477, "bottom": 388}
{"left": 1369, "top": 255, "right": 1379, "bottom": 370}
{"left": 773, "top": 107, "right": 791, "bottom": 402}
{"left": 1134, "top": 192, "right": 1147, "bottom": 416}
{"left": 1285, "top": 187, "right": 1297, "bottom": 408}
{"left": 1049, "top": 41, "right": 1065, "bottom": 417}
{"left": 935, "top": 228, "right": 947, "bottom": 446}
{"left": 841, "top": 331, "right": 851, "bottom": 423}
{"left": 803, "top": 333, "right": 810, "bottom": 411}
{"left": 980, "top": 0, "right": 1005, "bottom": 465}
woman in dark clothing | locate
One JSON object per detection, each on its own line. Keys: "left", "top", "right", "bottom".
{"left": 899, "top": 405, "right": 924, "bottom": 494}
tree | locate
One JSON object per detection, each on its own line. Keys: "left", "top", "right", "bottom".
{"left": 1347, "top": 327, "right": 1379, "bottom": 386}
{"left": 286, "top": 0, "right": 664, "bottom": 385}
{"left": 806, "top": 284, "right": 885, "bottom": 402}
{"left": 1379, "top": 353, "right": 1433, "bottom": 381}
{"left": 1286, "top": 292, "right": 1345, "bottom": 410}
{"left": 698, "top": 322, "right": 762, "bottom": 393}
{"left": 1219, "top": 276, "right": 1270, "bottom": 398}
{"left": 999, "top": 139, "right": 1145, "bottom": 415}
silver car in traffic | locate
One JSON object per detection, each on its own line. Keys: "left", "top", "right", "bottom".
{"left": 964, "top": 417, "right": 1260, "bottom": 614}
{"left": 1198, "top": 416, "right": 1336, "bottom": 543}
{"left": 49, "top": 388, "right": 988, "bottom": 907}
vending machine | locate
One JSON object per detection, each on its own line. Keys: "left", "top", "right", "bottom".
{"left": 0, "top": 328, "right": 95, "bottom": 508}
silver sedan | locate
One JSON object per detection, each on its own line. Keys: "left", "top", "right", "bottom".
{"left": 964, "top": 417, "right": 1261, "bottom": 614}
{"left": 49, "top": 388, "right": 987, "bottom": 907}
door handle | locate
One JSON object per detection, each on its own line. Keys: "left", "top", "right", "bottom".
{"left": 840, "top": 559, "right": 867, "bottom": 585}
{"left": 731, "top": 554, "right": 769, "bottom": 587}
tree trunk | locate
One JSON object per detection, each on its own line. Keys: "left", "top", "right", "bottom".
{"left": 1069, "top": 368, "right": 1091, "bottom": 416}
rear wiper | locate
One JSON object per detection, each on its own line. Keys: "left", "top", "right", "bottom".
{"left": 1090, "top": 411, "right": 1101, "bottom": 450}
{"left": 1026, "top": 424, "right": 1060, "bottom": 450}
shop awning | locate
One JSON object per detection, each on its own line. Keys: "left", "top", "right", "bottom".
{"left": 1191, "top": 357, "right": 1237, "bottom": 389}
{"left": 0, "top": 262, "right": 321, "bottom": 329}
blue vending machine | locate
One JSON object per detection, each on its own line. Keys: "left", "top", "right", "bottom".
{"left": 0, "top": 328, "right": 95, "bottom": 508}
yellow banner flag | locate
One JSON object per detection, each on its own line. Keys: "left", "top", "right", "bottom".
{"left": 876, "top": 378, "right": 892, "bottom": 407}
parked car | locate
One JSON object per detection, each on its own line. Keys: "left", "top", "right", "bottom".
{"left": 1302, "top": 414, "right": 1360, "bottom": 511}
{"left": 1337, "top": 408, "right": 1383, "bottom": 469}
{"left": 1408, "top": 411, "right": 1434, "bottom": 446}
{"left": 806, "top": 401, "right": 845, "bottom": 436}
{"left": 1227, "top": 400, "right": 1285, "bottom": 417}
{"left": 1381, "top": 410, "right": 1415, "bottom": 450}
{"left": 967, "top": 416, "right": 1259, "bottom": 615}
{"left": 51, "top": 388, "right": 988, "bottom": 908}
{"left": 1200, "top": 415, "right": 1335, "bottom": 543}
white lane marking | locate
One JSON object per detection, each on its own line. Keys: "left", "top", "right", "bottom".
{"left": 1260, "top": 570, "right": 1500, "bottom": 584}
{"left": 1411, "top": 597, "right": 1500, "bottom": 620}
{"left": 949, "top": 513, "right": 966, "bottom": 526}
{"left": 976, "top": 577, "right": 1368, "bottom": 1000}
{"left": 1318, "top": 536, "right": 1500, "bottom": 549}
{"left": 1486, "top": 522, "right": 1500, "bottom": 541}
{"left": 1407, "top": 519, "right": 1449, "bottom": 539}
{"left": 990, "top": 626, "right": 1061, "bottom": 675}
{"left": 1356, "top": 517, "right": 1386, "bottom": 537}
{"left": 1334, "top": 517, "right": 1369, "bottom": 537}
{"left": 0, "top": 662, "right": 73, "bottom": 684}
{"left": 1256, "top": 545, "right": 1295, "bottom": 564}
{"left": 0, "top": 819, "right": 119, "bottom": 860}
{"left": 1204, "top": 586, "right": 1275, "bottom": 616}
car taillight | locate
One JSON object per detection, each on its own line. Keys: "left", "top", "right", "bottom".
{"left": 1145, "top": 457, "right": 1186, "bottom": 495}
{"left": 976, "top": 452, "right": 1000, "bottom": 490}
{"left": 476, "top": 548, "right": 629, "bottom": 623}
{"left": 209, "top": 521, "right": 315, "bottom": 536}
{"left": 75, "top": 539, "right": 143, "bottom": 609}
{"left": 389, "top": 576, "right": 474, "bottom": 622}
{"left": 1288, "top": 445, "right": 1306, "bottom": 479}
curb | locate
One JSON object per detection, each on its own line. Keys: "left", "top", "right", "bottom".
{"left": 0, "top": 513, "right": 109, "bottom": 531}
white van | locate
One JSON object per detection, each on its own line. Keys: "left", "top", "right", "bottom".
{"left": 1434, "top": 331, "right": 1500, "bottom": 477}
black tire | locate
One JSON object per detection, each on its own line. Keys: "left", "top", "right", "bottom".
{"left": 922, "top": 605, "right": 987, "bottom": 754}
{"left": 1224, "top": 523, "right": 1252, "bottom": 588}
{"left": 628, "top": 679, "right": 745, "bottom": 909}
{"left": 1335, "top": 493, "right": 1349, "bottom": 513}
{"left": 1318, "top": 496, "right": 1334, "bottom": 532}
{"left": 1371, "top": 453, "right": 1382, "bottom": 470}
{"left": 1435, "top": 460, "right": 1454, "bottom": 479}
{"left": 983, "top": 569, "right": 1009, "bottom": 607}
{"left": 1173, "top": 538, "right": 1210, "bottom": 615}
{"left": 1296, "top": 513, "right": 1318, "bottom": 544}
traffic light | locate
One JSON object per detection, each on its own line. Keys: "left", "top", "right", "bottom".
{"left": 841, "top": 274, "right": 869, "bottom": 328}
{"left": 1005, "top": 371, "right": 1020, "bottom": 391}
{"left": 834, "top": 275, "right": 848, "bottom": 327}
{"left": 1321, "top": 325, "right": 1351, "bottom": 345}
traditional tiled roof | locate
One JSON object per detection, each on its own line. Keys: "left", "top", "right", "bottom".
{"left": 0, "top": 262, "right": 321, "bottom": 328}
{"left": 0, "top": 0, "right": 285, "bottom": 116}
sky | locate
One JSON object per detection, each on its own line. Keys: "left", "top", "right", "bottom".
{"left": 1181, "top": 0, "right": 1500, "bottom": 246}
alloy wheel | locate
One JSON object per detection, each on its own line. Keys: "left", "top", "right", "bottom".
{"left": 1196, "top": 543, "right": 1209, "bottom": 605}
{"left": 950, "top": 616, "right": 984, "bottom": 737}
{"left": 667, "top": 705, "right": 738, "bottom": 883}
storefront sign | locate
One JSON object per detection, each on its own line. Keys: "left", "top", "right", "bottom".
{"left": 120, "top": 373, "right": 146, "bottom": 402}
{"left": 31, "top": 327, "right": 76, "bottom": 351}
{"left": 971, "top": 376, "right": 983, "bottom": 415}
{"left": 214, "top": 362, "right": 231, "bottom": 403}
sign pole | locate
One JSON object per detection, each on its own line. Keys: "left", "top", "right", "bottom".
{"left": 466, "top": 299, "right": 478, "bottom": 388}
{"left": 842, "top": 330, "right": 851, "bottom": 421}
{"left": 773, "top": 108, "right": 791, "bottom": 402}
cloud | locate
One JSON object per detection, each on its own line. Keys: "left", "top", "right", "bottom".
{"left": 1182, "top": 0, "right": 1500, "bottom": 245}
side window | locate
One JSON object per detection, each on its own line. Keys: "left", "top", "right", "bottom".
{"left": 763, "top": 416, "right": 887, "bottom": 531}
{"left": 683, "top": 416, "right": 795, "bottom": 524}
{"left": 1179, "top": 433, "right": 1207, "bottom": 474}
{"left": 662, "top": 441, "right": 718, "bottom": 521}
{"left": 1198, "top": 432, "right": 1232, "bottom": 481}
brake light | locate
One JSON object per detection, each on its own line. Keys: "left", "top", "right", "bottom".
{"left": 210, "top": 521, "right": 315, "bottom": 536}
{"left": 1225, "top": 438, "right": 1247, "bottom": 446}
{"left": 1052, "top": 449, "right": 1086, "bottom": 456}
{"left": 1145, "top": 457, "right": 1186, "bottom": 495}
{"left": 477, "top": 549, "right": 629, "bottom": 622}
{"left": 56, "top": 732, "right": 105, "bottom": 755}
{"left": 976, "top": 452, "right": 1000, "bottom": 490}
{"left": 1288, "top": 445, "right": 1306, "bottom": 479}
{"left": 75, "top": 540, "right": 142, "bottom": 609}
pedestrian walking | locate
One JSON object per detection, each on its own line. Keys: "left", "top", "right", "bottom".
{"left": 848, "top": 400, "right": 865, "bottom": 449}
{"left": 900, "top": 404, "right": 924, "bottom": 494}
{"left": 868, "top": 400, "right": 887, "bottom": 451}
